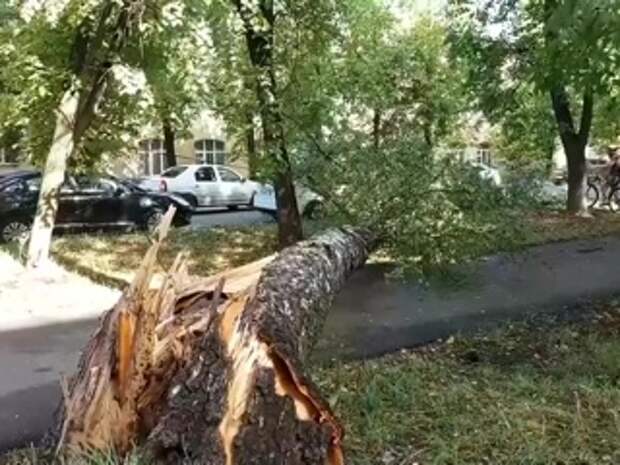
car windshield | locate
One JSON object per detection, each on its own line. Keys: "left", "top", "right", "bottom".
{"left": 161, "top": 166, "right": 188, "bottom": 178}
{"left": 0, "top": 174, "right": 40, "bottom": 193}
{"left": 118, "top": 179, "right": 145, "bottom": 193}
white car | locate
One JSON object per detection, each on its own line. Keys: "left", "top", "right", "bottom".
{"left": 539, "top": 180, "right": 568, "bottom": 204}
{"left": 139, "top": 165, "right": 261, "bottom": 209}
{"left": 253, "top": 183, "right": 323, "bottom": 218}
{"left": 470, "top": 162, "right": 502, "bottom": 186}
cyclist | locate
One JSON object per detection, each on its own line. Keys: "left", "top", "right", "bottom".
{"left": 600, "top": 146, "right": 620, "bottom": 207}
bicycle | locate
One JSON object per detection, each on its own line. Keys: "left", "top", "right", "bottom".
{"left": 586, "top": 174, "right": 620, "bottom": 210}
{"left": 586, "top": 174, "right": 603, "bottom": 208}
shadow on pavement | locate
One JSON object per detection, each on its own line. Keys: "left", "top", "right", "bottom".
{"left": 0, "top": 382, "right": 61, "bottom": 452}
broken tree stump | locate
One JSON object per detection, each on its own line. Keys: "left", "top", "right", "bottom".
{"left": 57, "top": 212, "right": 374, "bottom": 465}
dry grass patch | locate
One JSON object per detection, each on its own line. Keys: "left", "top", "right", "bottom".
{"left": 524, "top": 210, "right": 620, "bottom": 245}
{"left": 50, "top": 226, "right": 277, "bottom": 287}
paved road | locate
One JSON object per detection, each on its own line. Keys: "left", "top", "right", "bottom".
{"left": 2, "top": 236, "right": 620, "bottom": 451}
{"left": 190, "top": 208, "right": 274, "bottom": 229}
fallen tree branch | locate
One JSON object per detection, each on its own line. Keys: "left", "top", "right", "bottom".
{"left": 56, "top": 217, "right": 375, "bottom": 464}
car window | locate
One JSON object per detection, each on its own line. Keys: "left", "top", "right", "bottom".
{"left": 25, "top": 177, "right": 41, "bottom": 192}
{"left": 0, "top": 180, "right": 25, "bottom": 194}
{"left": 74, "top": 177, "right": 116, "bottom": 194}
{"left": 162, "top": 166, "right": 188, "bottom": 178}
{"left": 195, "top": 167, "right": 216, "bottom": 182}
{"left": 218, "top": 167, "right": 241, "bottom": 182}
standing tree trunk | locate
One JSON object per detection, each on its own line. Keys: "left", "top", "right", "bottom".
{"left": 550, "top": 86, "right": 593, "bottom": 215}
{"left": 232, "top": 0, "right": 303, "bottom": 248}
{"left": 26, "top": 1, "right": 145, "bottom": 268}
{"left": 56, "top": 215, "right": 375, "bottom": 464}
{"left": 26, "top": 87, "right": 80, "bottom": 268}
{"left": 162, "top": 117, "right": 177, "bottom": 168}
{"left": 245, "top": 111, "right": 258, "bottom": 178}
{"left": 422, "top": 118, "right": 433, "bottom": 148}
{"left": 372, "top": 108, "right": 381, "bottom": 150}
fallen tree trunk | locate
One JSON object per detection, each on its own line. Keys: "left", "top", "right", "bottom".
{"left": 56, "top": 209, "right": 374, "bottom": 464}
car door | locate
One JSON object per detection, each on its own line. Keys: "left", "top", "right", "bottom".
{"left": 216, "top": 167, "right": 248, "bottom": 205}
{"left": 70, "top": 177, "right": 124, "bottom": 225}
{"left": 56, "top": 178, "right": 85, "bottom": 225}
{"left": 90, "top": 178, "right": 126, "bottom": 224}
{"left": 194, "top": 166, "right": 221, "bottom": 206}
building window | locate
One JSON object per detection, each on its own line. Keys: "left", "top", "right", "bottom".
{"left": 195, "top": 139, "right": 226, "bottom": 165}
{"left": 476, "top": 148, "right": 492, "bottom": 166}
{"left": 140, "top": 139, "right": 166, "bottom": 175}
{"left": 0, "top": 146, "right": 20, "bottom": 165}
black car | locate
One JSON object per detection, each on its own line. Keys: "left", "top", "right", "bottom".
{"left": 0, "top": 170, "right": 193, "bottom": 242}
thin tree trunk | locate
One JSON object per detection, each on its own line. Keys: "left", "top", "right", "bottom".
{"left": 565, "top": 142, "right": 587, "bottom": 213}
{"left": 275, "top": 168, "right": 304, "bottom": 247}
{"left": 56, "top": 217, "right": 375, "bottom": 464}
{"left": 26, "top": 87, "right": 80, "bottom": 269}
{"left": 245, "top": 112, "right": 257, "bottom": 178}
{"left": 162, "top": 118, "right": 177, "bottom": 168}
{"left": 423, "top": 121, "right": 433, "bottom": 148}
{"left": 373, "top": 108, "right": 381, "bottom": 150}
{"left": 232, "top": 0, "right": 303, "bottom": 248}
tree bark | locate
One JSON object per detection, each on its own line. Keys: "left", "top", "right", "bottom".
{"left": 372, "top": 108, "right": 381, "bottom": 150}
{"left": 26, "top": 86, "right": 80, "bottom": 268}
{"left": 56, "top": 215, "right": 375, "bottom": 464}
{"left": 422, "top": 120, "right": 433, "bottom": 148}
{"left": 550, "top": 85, "right": 593, "bottom": 215}
{"left": 245, "top": 111, "right": 258, "bottom": 178}
{"left": 232, "top": 0, "right": 303, "bottom": 248}
{"left": 162, "top": 117, "right": 177, "bottom": 168}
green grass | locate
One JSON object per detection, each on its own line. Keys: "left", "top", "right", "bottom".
{"left": 0, "top": 448, "right": 143, "bottom": 465}
{"left": 46, "top": 209, "right": 620, "bottom": 285}
{"left": 3, "top": 208, "right": 620, "bottom": 288}
{"left": 317, "top": 306, "right": 620, "bottom": 465}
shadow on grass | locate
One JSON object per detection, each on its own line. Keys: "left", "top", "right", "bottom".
{"left": 50, "top": 226, "right": 278, "bottom": 289}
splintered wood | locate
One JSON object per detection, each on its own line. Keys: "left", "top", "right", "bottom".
{"left": 57, "top": 208, "right": 374, "bottom": 464}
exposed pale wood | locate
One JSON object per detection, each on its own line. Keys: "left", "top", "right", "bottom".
{"left": 56, "top": 225, "right": 374, "bottom": 464}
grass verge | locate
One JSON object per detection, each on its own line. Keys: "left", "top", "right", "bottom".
{"left": 319, "top": 303, "right": 620, "bottom": 464}
{"left": 49, "top": 225, "right": 278, "bottom": 287}
{"left": 13, "top": 208, "right": 620, "bottom": 287}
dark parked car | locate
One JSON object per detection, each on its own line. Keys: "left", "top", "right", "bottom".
{"left": 0, "top": 170, "right": 193, "bottom": 242}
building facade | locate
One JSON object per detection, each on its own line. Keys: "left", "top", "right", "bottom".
{"left": 110, "top": 110, "right": 248, "bottom": 178}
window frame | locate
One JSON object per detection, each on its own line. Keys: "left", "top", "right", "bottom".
{"left": 195, "top": 139, "right": 227, "bottom": 165}
{"left": 140, "top": 139, "right": 167, "bottom": 175}
{"left": 194, "top": 166, "right": 216, "bottom": 182}
{"left": 217, "top": 167, "right": 242, "bottom": 182}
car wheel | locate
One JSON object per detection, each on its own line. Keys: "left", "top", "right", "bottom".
{"left": 303, "top": 200, "right": 324, "bottom": 220}
{"left": 0, "top": 219, "right": 30, "bottom": 243}
{"left": 185, "top": 194, "right": 198, "bottom": 208}
{"left": 145, "top": 210, "right": 165, "bottom": 233}
{"left": 227, "top": 204, "right": 239, "bottom": 211}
